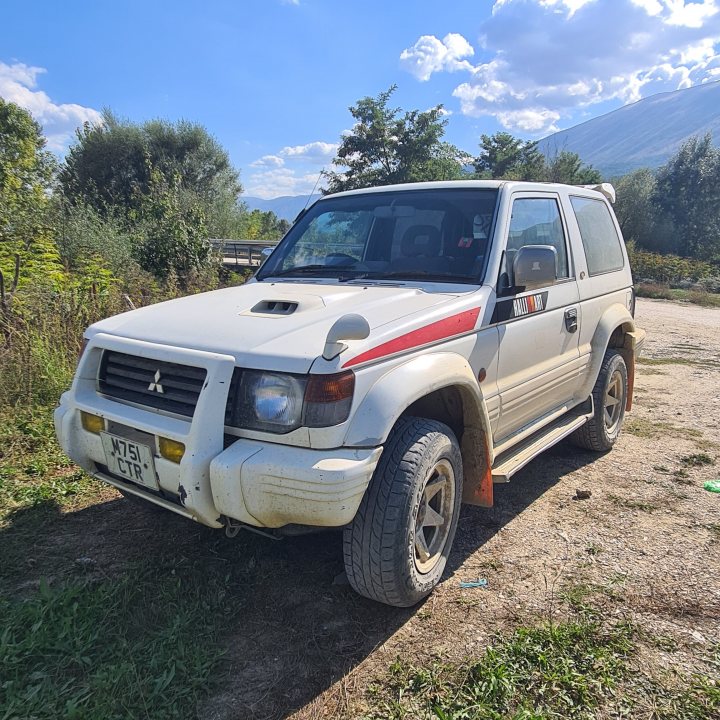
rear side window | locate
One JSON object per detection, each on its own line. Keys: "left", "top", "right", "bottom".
{"left": 570, "top": 196, "right": 624, "bottom": 275}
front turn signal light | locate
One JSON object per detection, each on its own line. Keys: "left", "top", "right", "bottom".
{"left": 159, "top": 437, "right": 185, "bottom": 464}
{"left": 81, "top": 411, "right": 105, "bottom": 434}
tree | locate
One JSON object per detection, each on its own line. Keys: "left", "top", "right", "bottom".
{"left": 134, "top": 168, "right": 212, "bottom": 282}
{"left": 474, "top": 132, "right": 545, "bottom": 180}
{"left": 653, "top": 133, "right": 720, "bottom": 261}
{"left": 324, "top": 86, "right": 467, "bottom": 193}
{"left": 0, "top": 99, "right": 59, "bottom": 284}
{"left": 612, "top": 168, "right": 660, "bottom": 250}
{"left": 60, "top": 111, "right": 241, "bottom": 214}
{"left": 544, "top": 150, "right": 601, "bottom": 185}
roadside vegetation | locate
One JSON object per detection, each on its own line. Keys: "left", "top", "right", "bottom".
{"left": 1, "top": 90, "right": 719, "bottom": 718}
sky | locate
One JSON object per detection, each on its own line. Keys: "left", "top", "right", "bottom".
{"left": 1, "top": 0, "right": 719, "bottom": 199}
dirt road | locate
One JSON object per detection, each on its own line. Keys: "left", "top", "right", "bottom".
{"left": 3, "top": 298, "right": 718, "bottom": 719}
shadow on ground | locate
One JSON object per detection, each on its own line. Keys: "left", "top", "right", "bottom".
{"left": 0, "top": 439, "right": 600, "bottom": 720}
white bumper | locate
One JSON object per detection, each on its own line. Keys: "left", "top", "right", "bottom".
{"left": 54, "top": 333, "right": 381, "bottom": 530}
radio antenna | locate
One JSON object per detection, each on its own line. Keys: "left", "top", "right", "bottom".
{"left": 301, "top": 169, "right": 324, "bottom": 213}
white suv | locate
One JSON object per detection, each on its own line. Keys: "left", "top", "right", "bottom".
{"left": 56, "top": 180, "right": 645, "bottom": 607}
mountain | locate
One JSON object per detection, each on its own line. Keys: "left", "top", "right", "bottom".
{"left": 539, "top": 80, "right": 720, "bottom": 177}
{"left": 242, "top": 194, "right": 322, "bottom": 221}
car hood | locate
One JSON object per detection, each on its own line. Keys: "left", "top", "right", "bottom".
{"left": 86, "top": 280, "right": 464, "bottom": 373}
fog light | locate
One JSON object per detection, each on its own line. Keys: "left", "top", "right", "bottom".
{"left": 159, "top": 437, "right": 185, "bottom": 464}
{"left": 81, "top": 411, "right": 104, "bottom": 434}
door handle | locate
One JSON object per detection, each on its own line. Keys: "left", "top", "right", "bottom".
{"left": 565, "top": 308, "right": 578, "bottom": 333}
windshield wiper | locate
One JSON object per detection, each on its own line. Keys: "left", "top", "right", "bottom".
{"left": 353, "top": 271, "right": 472, "bottom": 283}
{"left": 266, "top": 264, "right": 355, "bottom": 278}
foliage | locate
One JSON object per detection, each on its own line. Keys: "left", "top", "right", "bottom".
{"left": 324, "top": 85, "right": 468, "bottom": 193}
{"left": 370, "top": 620, "right": 634, "bottom": 719}
{"left": 0, "top": 406, "right": 95, "bottom": 517}
{"left": 474, "top": 133, "right": 601, "bottom": 184}
{"left": 60, "top": 110, "right": 241, "bottom": 215}
{"left": 0, "top": 100, "right": 59, "bottom": 286}
{"left": 474, "top": 132, "right": 546, "bottom": 180}
{"left": 654, "top": 133, "right": 720, "bottom": 261}
{"left": 627, "top": 245, "right": 717, "bottom": 283}
{"left": 613, "top": 168, "right": 660, "bottom": 249}
{"left": 133, "top": 167, "right": 215, "bottom": 282}
{"left": 0, "top": 567, "right": 226, "bottom": 720}
{"left": 367, "top": 618, "right": 719, "bottom": 720}
{"left": 544, "top": 149, "right": 602, "bottom": 184}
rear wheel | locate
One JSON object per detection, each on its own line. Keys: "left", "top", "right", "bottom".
{"left": 572, "top": 350, "right": 628, "bottom": 451}
{"left": 343, "top": 417, "right": 462, "bottom": 607}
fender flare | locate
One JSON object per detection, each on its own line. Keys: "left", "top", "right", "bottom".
{"left": 577, "top": 303, "right": 640, "bottom": 408}
{"left": 344, "top": 352, "right": 495, "bottom": 507}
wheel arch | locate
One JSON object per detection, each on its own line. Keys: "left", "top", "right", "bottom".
{"left": 579, "top": 303, "right": 643, "bottom": 411}
{"left": 344, "top": 352, "right": 495, "bottom": 507}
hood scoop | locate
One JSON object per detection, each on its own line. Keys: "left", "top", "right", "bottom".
{"left": 249, "top": 299, "right": 299, "bottom": 316}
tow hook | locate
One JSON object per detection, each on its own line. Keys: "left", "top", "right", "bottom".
{"left": 224, "top": 516, "right": 282, "bottom": 541}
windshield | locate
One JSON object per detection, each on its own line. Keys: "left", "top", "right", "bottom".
{"left": 257, "top": 188, "right": 498, "bottom": 285}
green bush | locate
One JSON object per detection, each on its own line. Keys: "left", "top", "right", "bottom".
{"left": 627, "top": 245, "right": 718, "bottom": 284}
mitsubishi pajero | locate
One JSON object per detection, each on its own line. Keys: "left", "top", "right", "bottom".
{"left": 56, "top": 180, "right": 646, "bottom": 606}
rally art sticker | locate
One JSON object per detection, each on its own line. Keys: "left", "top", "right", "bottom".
{"left": 491, "top": 291, "right": 549, "bottom": 323}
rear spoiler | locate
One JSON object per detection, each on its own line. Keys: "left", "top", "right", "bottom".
{"left": 580, "top": 183, "right": 616, "bottom": 204}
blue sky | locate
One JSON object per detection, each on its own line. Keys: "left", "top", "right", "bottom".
{"left": 1, "top": 0, "right": 719, "bottom": 198}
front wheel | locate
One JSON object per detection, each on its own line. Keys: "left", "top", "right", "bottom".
{"left": 572, "top": 350, "right": 628, "bottom": 452}
{"left": 343, "top": 417, "right": 462, "bottom": 607}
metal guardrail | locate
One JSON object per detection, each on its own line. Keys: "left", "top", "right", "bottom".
{"left": 209, "top": 239, "right": 279, "bottom": 267}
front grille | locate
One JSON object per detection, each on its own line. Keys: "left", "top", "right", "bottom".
{"left": 98, "top": 350, "right": 207, "bottom": 418}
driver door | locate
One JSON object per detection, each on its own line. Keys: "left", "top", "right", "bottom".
{"left": 493, "top": 193, "right": 582, "bottom": 442}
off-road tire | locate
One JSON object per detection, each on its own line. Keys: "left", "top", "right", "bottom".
{"left": 572, "top": 350, "right": 628, "bottom": 452}
{"left": 343, "top": 416, "right": 463, "bottom": 607}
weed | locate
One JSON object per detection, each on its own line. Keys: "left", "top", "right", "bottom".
{"left": 367, "top": 620, "right": 634, "bottom": 720}
{"left": 624, "top": 418, "right": 702, "bottom": 441}
{"left": 681, "top": 453, "right": 715, "bottom": 466}
{"left": 0, "top": 406, "right": 102, "bottom": 523}
{"left": 608, "top": 494, "right": 659, "bottom": 512}
{"left": 0, "top": 561, "right": 229, "bottom": 719}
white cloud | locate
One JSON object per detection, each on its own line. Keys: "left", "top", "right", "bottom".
{"left": 497, "top": 108, "right": 561, "bottom": 132}
{"left": 279, "top": 140, "right": 338, "bottom": 160}
{"left": 401, "top": 0, "right": 720, "bottom": 135}
{"left": 0, "top": 61, "right": 101, "bottom": 152}
{"left": 244, "top": 167, "right": 323, "bottom": 200}
{"left": 400, "top": 33, "right": 475, "bottom": 82}
{"left": 250, "top": 154, "right": 285, "bottom": 168}
{"left": 246, "top": 139, "right": 337, "bottom": 198}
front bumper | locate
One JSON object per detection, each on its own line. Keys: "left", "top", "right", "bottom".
{"left": 54, "top": 333, "right": 381, "bottom": 530}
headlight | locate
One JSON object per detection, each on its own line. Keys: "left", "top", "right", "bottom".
{"left": 235, "top": 371, "right": 306, "bottom": 432}
{"left": 226, "top": 370, "right": 355, "bottom": 434}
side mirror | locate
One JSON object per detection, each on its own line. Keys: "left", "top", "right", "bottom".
{"left": 513, "top": 245, "right": 557, "bottom": 291}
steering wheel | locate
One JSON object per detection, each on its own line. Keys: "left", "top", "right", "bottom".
{"left": 325, "top": 253, "right": 357, "bottom": 266}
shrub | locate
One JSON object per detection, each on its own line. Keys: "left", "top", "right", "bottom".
{"left": 627, "top": 245, "right": 718, "bottom": 284}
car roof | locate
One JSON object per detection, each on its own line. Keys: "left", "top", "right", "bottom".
{"left": 322, "top": 180, "right": 612, "bottom": 203}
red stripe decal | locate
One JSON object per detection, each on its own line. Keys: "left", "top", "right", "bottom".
{"left": 342, "top": 307, "right": 481, "bottom": 368}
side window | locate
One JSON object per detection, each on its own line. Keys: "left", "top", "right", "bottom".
{"left": 570, "top": 196, "right": 624, "bottom": 275}
{"left": 507, "top": 198, "right": 569, "bottom": 280}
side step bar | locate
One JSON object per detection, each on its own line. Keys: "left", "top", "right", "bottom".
{"left": 491, "top": 401, "right": 593, "bottom": 483}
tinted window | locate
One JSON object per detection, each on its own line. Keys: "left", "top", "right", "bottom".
{"left": 570, "top": 196, "right": 624, "bottom": 275}
{"left": 507, "top": 197, "right": 569, "bottom": 279}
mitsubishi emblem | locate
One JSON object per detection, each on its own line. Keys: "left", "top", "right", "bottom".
{"left": 148, "top": 370, "right": 164, "bottom": 394}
